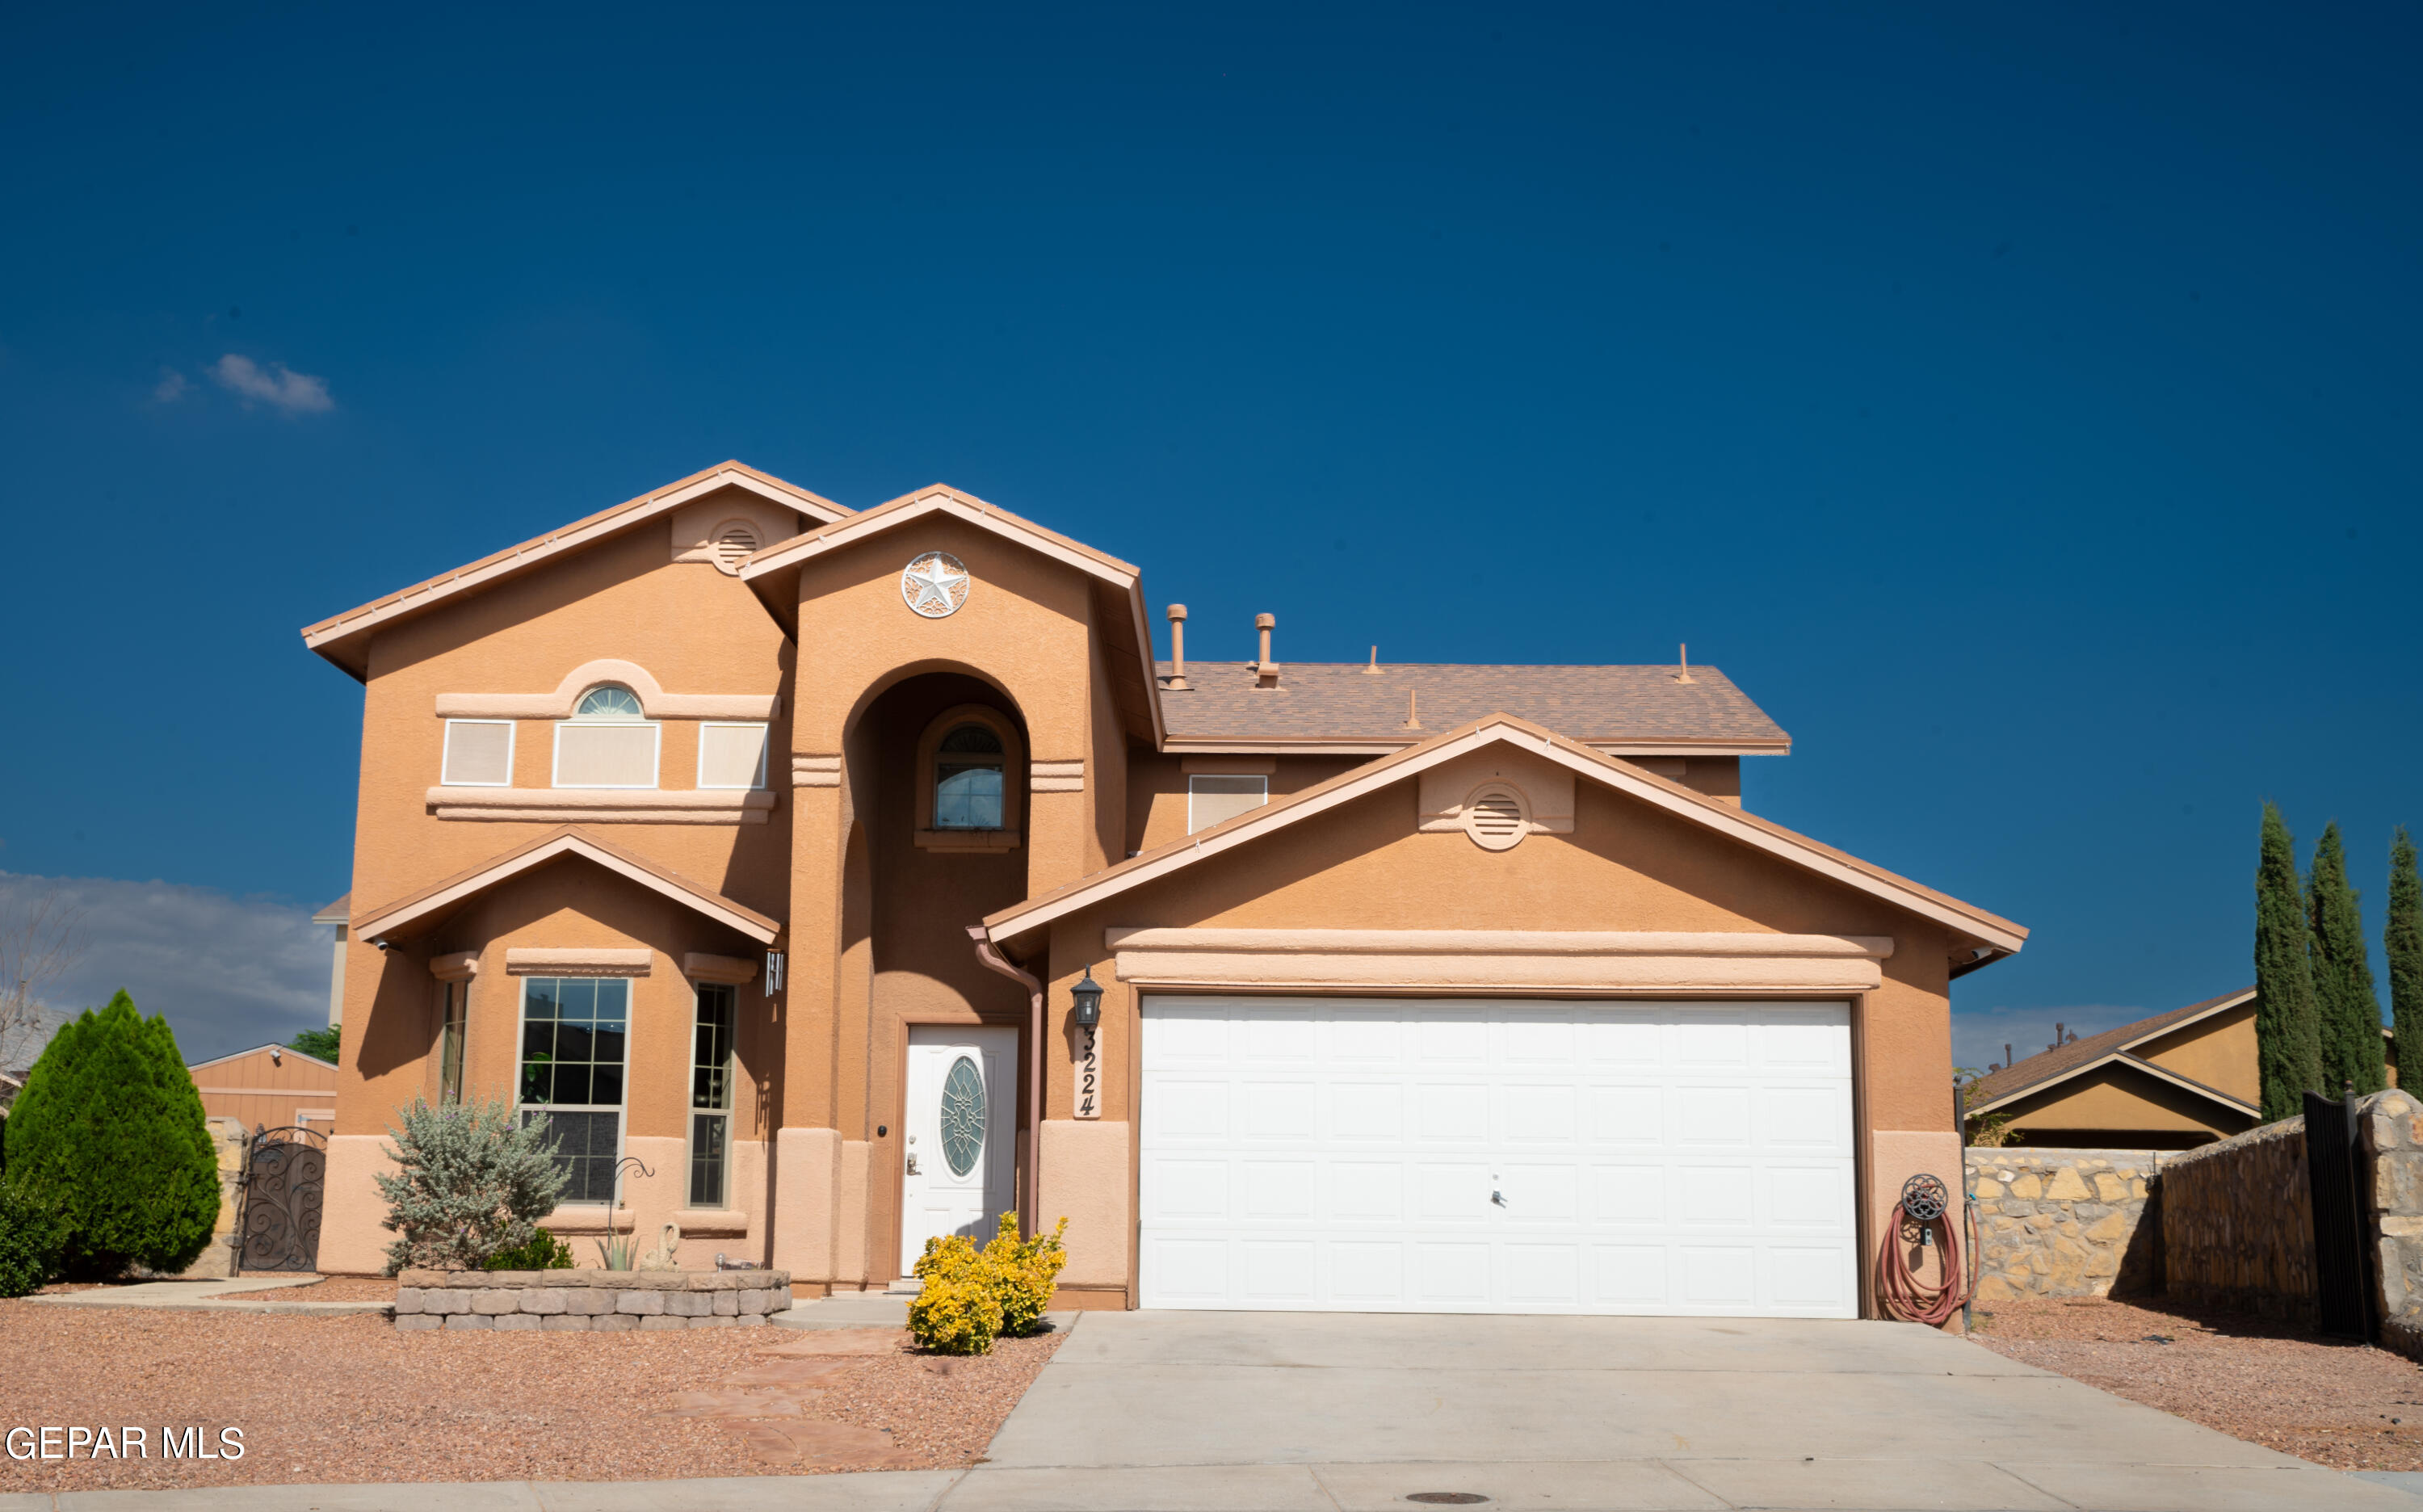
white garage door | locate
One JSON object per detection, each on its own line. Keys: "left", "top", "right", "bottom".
{"left": 1139, "top": 996, "right": 1857, "bottom": 1317}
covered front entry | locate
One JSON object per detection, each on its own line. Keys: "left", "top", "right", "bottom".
{"left": 1138, "top": 996, "right": 1857, "bottom": 1317}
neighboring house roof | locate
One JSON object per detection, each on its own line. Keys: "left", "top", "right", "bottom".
{"left": 981, "top": 712, "right": 2027, "bottom": 963}
{"left": 187, "top": 1044, "right": 339, "bottom": 1073}
{"left": 351, "top": 826, "right": 781, "bottom": 946}
{"left": 300, "top": 461, "right": 851, "bottom": 679}
{"left": 741, "top": 482, "right": 1166, "bottom": 749}
{"left": 1158, "top": 661, "right": 1791, "bottom": 756}
{"left": 1965, "top": 987, "right": 2260, "bottom": 1118}
{"left": 311, "top": 892, "right": 351, "bottom": 926}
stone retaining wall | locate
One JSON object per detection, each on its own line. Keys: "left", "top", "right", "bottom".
{"left": 2159, "top": 1115, "right": 2312, "bottom": 1321}
{"left": 391, "top": 1268, "right": 793, "bottom": 1332}
{"left": 2361, "top": 1091, "right": 2423, "bottom": 1358}
{"left": 1965, "top": 1149, "right": 2160, "bottom": 1300}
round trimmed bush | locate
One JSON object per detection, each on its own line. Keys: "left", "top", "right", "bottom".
{"left": 2, "top": 991, "right": 220, "bottom": 1279}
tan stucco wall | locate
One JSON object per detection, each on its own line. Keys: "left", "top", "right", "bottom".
{"left": 2135, "top": 1002, "right": 2258, "bottom": 1104}
{"left": 1994, "top": 1062, "right": 2255, "bottom": 1144}
{"left": 190, "top": 1046, "right": 338, "bottom": 1132}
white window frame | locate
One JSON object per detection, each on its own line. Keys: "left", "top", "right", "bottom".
{"left": 695, "top": 722, "right": 770, "bottom": 791}
{"left": 516, "top": 976, "right": 632, "bottom": 1206}
{"left": 686, "top": 981, "right": 738, "bottom": 1208}
{"left": 440, "top": 719, "right": 517, "bottom": 788}
{"left": 551, "top": 718, "right": 662, "bottom": 789}
{"left": 1188, "top": 773, "right": 1269, "bottom": 835}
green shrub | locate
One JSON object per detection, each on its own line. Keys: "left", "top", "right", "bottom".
{"left": 0, "top": 1180, "right": 60, "bottom": 1298}
{"left": 482, "top": 1228, "right": 575, "bottom": 1270}
{"left": 375, "top": 1094, "right": 568, "bottom": 1273}
{"left": 288, "top": 1025, "right": 340, "bottom": 1063}
{"left": 905, "top": 1213, "right": 1069, "bottom": 1354}
{"left": 1, "top": 992, "right": 220, "bottom": 1279}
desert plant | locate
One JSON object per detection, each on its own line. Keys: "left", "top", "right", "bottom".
{"left": 1, "top": 991, "right": 219, "bottom": 1278}
{"left": 909, "top": 1234, "right": 1004, "bottom": 1354}
{"left": 982, "top": 1212, "right": 1068, "bottom": 1338}
{"left": 374, "top": 1093, "right": 568, "bottom": 1273}
{"left": 484, "top": 1228, "right": 575, "bottom": 1271}
{"left": 0, "top": 1179, "right": 59, "bottom": 1297}
{"left": 595, "top": 1233, "right": 637, "bottom": 1270}
{"left": 1964, "top": 1115, "right": 2020, "bottom": 1149}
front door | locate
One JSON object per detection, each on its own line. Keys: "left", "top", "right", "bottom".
{"left": 901, "top": 1024, "right": 1019, "bottom": 1271}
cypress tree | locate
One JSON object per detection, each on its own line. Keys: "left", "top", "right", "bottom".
{"left": 2310, "top": 822, "right": 2388, "bottom": 1095}
{"left": 2255, "top": 803, "right": 2324, "bottom": 1118}
{"left": 0, "top": 992, "right": 219, "bottom": 1278}
{"left": 2388, "top": 828, "right": 2423, "bottom": 1090}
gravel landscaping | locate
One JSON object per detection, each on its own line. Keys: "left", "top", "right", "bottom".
{"left": 1972, "top": 1296, "right": 2423, "bottom": 1471}
{"left": 237, "top": 1277, "right": 401, "bottom": 1302}
{"left": 0, "top": 1300, "right": 1062, "bottom": 1493}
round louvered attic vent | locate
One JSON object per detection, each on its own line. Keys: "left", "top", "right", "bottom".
{"left": 1463, "top": 784, "right": 1531, "bottom": 851}
{"left": 710, "top": 520, "right": 761, "bottom": 573}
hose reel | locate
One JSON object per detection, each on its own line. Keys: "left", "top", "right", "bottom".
{"left": 1877, "top": 1172, "right": 1966, "bottom": 1326}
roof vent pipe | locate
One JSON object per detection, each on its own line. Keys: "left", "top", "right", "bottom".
{"left": 1253, "top": 614, "right": 1279, "bottom": 689}
{"left": 1164, "top": 604, "right": 1190, "bottom": 691}
{"left": 1673, "top": 643, "right": 1695, "bottom": 685}
{"left": 1364, "top": 645, "right": 1383, "bottom": 674}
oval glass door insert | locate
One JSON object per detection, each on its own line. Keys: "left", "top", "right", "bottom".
{"left": 939, "top": 1054, "right": 985, "bottom": 1177}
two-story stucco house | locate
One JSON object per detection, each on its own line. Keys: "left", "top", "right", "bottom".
{"left": 303, "top": 460, "right": 2025, "bottom": 1317}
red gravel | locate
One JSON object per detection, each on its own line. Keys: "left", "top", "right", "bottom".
{"left": 1972, "top": 1296, "right": 2423, "bottom": 1471}
{"left": 0, "top": 1300, "right": 1062, "bottom": 1492}
{"left": 236, "top": 1277, "right": 399, "bottom": 1302}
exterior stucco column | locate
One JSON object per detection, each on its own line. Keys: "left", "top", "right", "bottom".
{"left": 772, "top": 762, "right": 844, "bottom": 1283}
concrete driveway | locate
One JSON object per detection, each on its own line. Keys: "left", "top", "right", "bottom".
{"left": 951, "top": 1309, "right": 2413, "bottom": 1511}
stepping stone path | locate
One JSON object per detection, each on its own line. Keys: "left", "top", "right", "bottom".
{"left": 658, "top": 1327, "right": 920, "bottom": 1469}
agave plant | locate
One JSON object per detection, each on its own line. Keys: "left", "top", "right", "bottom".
{"left": 595, "top": 1233, "right": 637, "bottom": 1270}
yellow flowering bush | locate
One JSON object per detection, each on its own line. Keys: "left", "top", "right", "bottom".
{"left": 905, "top": 1213, "right": 1069, "bottom": 1354}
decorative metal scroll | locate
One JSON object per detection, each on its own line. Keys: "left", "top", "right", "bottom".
{"left": 940, "top": 1055, "right": 985, "bottom": 1177}
{"left": 240, "top": 1126, "right": 329, "bottom": 1273}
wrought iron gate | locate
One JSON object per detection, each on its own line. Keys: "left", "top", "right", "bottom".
{"left": 2303, "top": 1090, "right": 2374, "bottom": 1341}
{"left": 240, "top": 1126, "right": 328, "bottom": 1273}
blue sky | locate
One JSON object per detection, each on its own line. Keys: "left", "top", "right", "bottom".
{"left": 2, "top": 2, "right": 2418, "bottom": 1064}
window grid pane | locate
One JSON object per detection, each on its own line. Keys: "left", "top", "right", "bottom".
{"left": 935, "top": 765, "right": 1005, "bottom": 829}
{"left": 688, "top": 983, "right": 737, "bottom": 1208}
{"left": 519, "top": 976, "right": 629, "bottom": 1201}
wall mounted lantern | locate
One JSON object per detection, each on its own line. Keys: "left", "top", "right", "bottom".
{"left": 1071, "top": 966, "right": 1103, "bottom": 1029}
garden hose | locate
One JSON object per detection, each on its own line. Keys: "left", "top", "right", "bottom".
{"left": 1877, "top": 1172, "right": 1967, "bottom": 1327}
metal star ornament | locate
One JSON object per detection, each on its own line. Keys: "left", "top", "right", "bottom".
{"left": 900, "top": 552, "right": 971, "bottom": 618}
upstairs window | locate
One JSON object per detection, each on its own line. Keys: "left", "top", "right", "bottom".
{"left": 554, "top": 684, "right": 660, "bottom": 788}
{"left": 934, "top": 723, "right": 1006, "bottom": 830}
{"left": 697, "top": 723, "right": 769, "bottom": 790}
{"left": 442, "top": 720, "right": 515, "bottom": 787}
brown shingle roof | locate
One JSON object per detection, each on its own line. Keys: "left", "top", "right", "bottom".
{"left": 1966, "top": 987, "right": 2257, "bottom": 1109}
{"left": 1157, "top": 662, "right": 1790, "bottom": 751}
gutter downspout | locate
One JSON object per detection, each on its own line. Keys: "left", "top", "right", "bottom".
{"left": 968, "top": 924, "right": 1043, "bottom": 1241}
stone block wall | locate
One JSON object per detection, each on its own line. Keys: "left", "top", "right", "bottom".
{"left": 2159, "top": 1115, "right": 2312, "bottom": 1321}
{"left": 391, "top": 1268, "right": 792, "bottom": 1332}
{"left": 2362, "top": 1090, "right": 2423, "bottom": 1358}
{"left": 1965, "top": 1149, "right": 2160, "bottom": 1300}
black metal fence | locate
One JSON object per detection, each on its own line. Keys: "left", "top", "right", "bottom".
{"left": 2303, "top": 1090, "right": 2375, "bottom": 1341}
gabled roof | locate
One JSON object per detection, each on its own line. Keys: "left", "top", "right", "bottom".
{"left": 1160, "top": 661, "right": 1791, "bottom": 756}
{"left": 301, "top": 461, "right": 850, "bottom": 678}
{"left": 187, "top": 1044, "right": 339, "bottom": 1073}
{"left": 311, "top": 893, "right": 351, "bottom": 926}
{"left": 352, "top": 827, "right": 780, "bottom": 946}
{"left": 740, "top": 483, "right": 1167, "bottom": 749}
{"left": 1965, "top": 987, "right": 2258, "bottom": 1115}
{"left": 981, "top": 713, "right": 2028, "bottom": 960}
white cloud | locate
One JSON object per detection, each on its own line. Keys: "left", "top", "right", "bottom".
{"left": 153, "top": 369, "right": 191, "bottom": 403}
{"left": 209, "top": 353, "right": 334, "bottom": 414}
{"left": 0, "top": 870, "right": 330, "bottom": 1069}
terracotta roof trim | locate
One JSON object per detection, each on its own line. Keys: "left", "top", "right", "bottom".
{"left": 981, "top": 712, "right": 2026, "bottom": 954}
{"left": 352, "top": 826, "right": 779, "bottom": 946}
{"left": 300, "top": 462, "right": 850, "bottom": 672}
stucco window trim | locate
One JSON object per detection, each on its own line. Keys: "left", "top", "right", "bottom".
{"left": 552, "top": 717, "right": 661, "bottom": 791}
{"left": 682, "top": 951, "right": 758, "bottom": 985}
{"left": 913, "top": 704, "right": 1025, "bottom": 850}
{"left": 436, "top": 660, "right": 782, "bottom": 722}
{"left": 506, "top": 947, "right": 653, "bottom": 977}
{"left": 1103, "top": 927, "right": 1896, "bottom": 994}
{"left": 426, "top": 787, "right": 776, "bottom": 823}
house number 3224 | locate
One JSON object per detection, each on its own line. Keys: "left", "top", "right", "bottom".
{"left": 1074, "top": 1021, "right": 1101, "bottom": 1120}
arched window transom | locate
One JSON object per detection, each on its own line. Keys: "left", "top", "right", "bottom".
{"left": 575, "top": 685, "right": 645, "bottom": 720}
{"left": 934, "top": 722, "right": 1006, "bottom": 830}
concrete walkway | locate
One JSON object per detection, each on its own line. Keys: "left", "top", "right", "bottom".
{"left": 21, "top": 1275, "right": 387, "bottom": 1316}
{"left": 8, "top": 1311, "right": 2421, "bottom": 1510}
